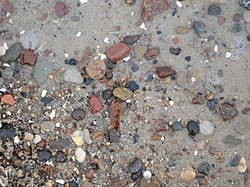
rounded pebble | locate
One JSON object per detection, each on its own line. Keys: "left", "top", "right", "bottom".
{"left": 187, "top": 120, "right": 199, "bottom": 135}
{"left": 180, "top": 166, "right": 196, "bottom": 182}
{"left": 75, "top": 147, "right": 86, "bottom": 163}
{"left": 171, "top": 122, "right": 182, "bottom": 131}
{"left": 143, "top": 170, "right": 152, "bottom": 181}
{"left": 71, "top": 108, "right": 85, "bottom": 120}
{"left": 71, "top": 130, "right": 84, "bottom": 146}
{"left": 193, "top": 21, "right": 206, "bottom": 34}
{"left": 86, "top": 60, "right": 106, "bottom": 80}
{"left": 128, "top": 158, "right": 143, "bottom": 174}
{"left": 199, "top": 120, "right": 214, "bottom": 135}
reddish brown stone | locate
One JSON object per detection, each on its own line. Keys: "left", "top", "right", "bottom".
{"left": 152, "top": 133, "right": 161, "bottom": 141}
{"left": 218, "top": 16, "right": 226, "bottom": 26}
{"left": 106, "top": 43, "right": 131, "bottom": 63}
{"left": 54, "top": 1, "right": 68, "bottom": 18}
{"left": 1, "top": 94, "right": 14, "bottom": 106}
{"left": 0, "top": 0, "right": 12, "bottom": 13}
{"left": 154, "top": 119, "right": 168, "bottom": 132}
{"left": 89, "top": 96, "right": 104, "bottom": 114}
{"left": 141, "top": 0, "right": 169, "bottom": 21}
{"left": 108, "top": 102, "right": 121, "bottom": 130}
{"left": 219, "top": 101, "right": 238, "bottom": 121}
{"left": 199, "top": 178, "right": 208, "bottom": 185}
{"left": 192, "top": 95, "right": 204, "bottom": 105}
{"left": 156, "top": 66, "right": 174, "bottom": 78}
{"left": 232, "top": 13, "right": 242, "bottom": 22}
{"left": 20, "top": 50, "right": 37, "bottom": 66}
{"left": 144, "top": 47, "right": 160, "bottom": 60}
{"left": 85, "top": 169, "right": 94, "bottom": 179}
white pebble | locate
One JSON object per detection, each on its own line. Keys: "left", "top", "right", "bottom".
{"left": 143, "top": 170, "right": 152, "bottom": 181}
{"left": 75, "top": 147, "right": 86, "bottom": 163}
{"left": 76, "top": 31, "right": 81, "bottom": 37}
{"left": 199, "top": 120, "right": 214, "bottom": 135}
{"left": 41, "top": 90, "right": 47, "bottom": 97}
{"left": 0, "top": 46, "right": 6, "bottom": 56}
{"left": 104, "top": 37, "right": 110, "bottom": 44}
{"left": 226, "top": 52, "right": 232, "bottom": 58}
{"left": 140, "top": 23, "right": 147, "bottom": 30}
{"left": 80, "top": 0, "right": 88, "bottom": 4}
{"left": 33, "top": 135, "right": 42, "bottom": 144}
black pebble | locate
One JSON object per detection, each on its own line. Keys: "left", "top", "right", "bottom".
{"left": 131, "top": 64, "right": 139, "bottom": 72}
{"left": 37, "top": 150, "right": 52, "bottom": 162}
{"left": 247, "top": 34, "right": 250, "bottom": 41}
{"left": 169, "top": 47, "right": 181, "bottom": 55}
{"left": 171, "top": 122, "right": 182, "bottom": 131}
{"left": 131, "top": 169, "right": 142, "bottom": 181}
{"left": 156, "top": 30, "right": 162, "bottom": 35}
{"left": 198, "top": 162, "right": 211, "bottom": 176}
{"left": 229, "top": 154, "right": 241, "bottom": 167}
{"left": 55, "top": 151, "right": 67, "bottom": 163}
{"left": 0, "top": 124, "right": 16, "bottom": 139}
{"left": 152, "top": 59, "right": 158, "bottom": 64}
{"left": 68, "top": 58, "right": 78, "bottom": 66}
{"left": 127, "top": 80, "right": 140, "bottom": 93}
{"left": 187, "top": 120, "right": 199, "bottom": 135}
{"left": 41, "top": 97, "right": 53, "bottom": 106}
{"left": 106, "top": 60, "right": 116, "bottom": 69}
{"left": 208, "top": 3, "right": 221, "bottom": 16}
{"left": 185, "top": 56, "right": 191, "bottom": 62}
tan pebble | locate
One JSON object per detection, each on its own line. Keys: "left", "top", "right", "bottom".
{"left": 166, "top": 171, "right": 176, "bottom": 179}
{"left": 237, "top": 157, "right": 247, "bottom": 173}
{"left": 24, "top": 132, "right": 34, "bottom": 141}
{"left": 176, "top": 26, "right": 190, "bottom": 34}
{"left": 180, "top": 166, "right": 196, "bottom": 182}
{"left": 172, "top": 36, "right": 179, "bottom": 44}
{"left": 86, "top": 60, "right": 106, "bottom": 80}
{"left": 92, "top": 131, "right": 102, "bottom": 140}
{"left": 48, "top": 74, "right": 54, "bottom": 80}
{"left": 197, "top": 139, "right": 207, "bottom": 150}
{"left": 151, "top": 133, "right": 162, "bottom": 141}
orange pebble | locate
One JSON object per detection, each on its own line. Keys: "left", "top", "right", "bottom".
{"left": 172, "top": 36, "right": 179, "bottom": 44}
{"left": 1, "top": 94, "right": 14, "bottom": 106}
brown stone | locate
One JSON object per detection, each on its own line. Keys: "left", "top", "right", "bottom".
{"left": 199, "top": 178, "right": 208, "bottom": 185}
{"left": 78, "top": 47, "right": 91, "bottom": 69}
{"left": 219, "top": 102, "right": 238, "bottom": 121}
{"left": 166, "top": 171, "right": 176, "bottom": 179}
{"left": 106, "top": 43, "right": 131, "bottom": 63}
{"left": 1, "top": 94, "right": 14, "bottom": 106}
{"left": 89, "top": 95, "right": 104, "bottom": 114}
{"left": 232, "top": 13, "right": 242, "bottom": 22}
{"left": 192, "top": 95, "right": 204, "bottom": 104}
{"left": 144, "top": 47, "right": 160, "bottom": 60}
{"left": 176, "top": 26, "right": 190, "bottom": 34}
{"left": 85, "top": 169, "right": 94, "bottom": 179}
{"left": 108, "top": 102, "right": 121, "bottom": 130}
{"left": 218, "top": 16, "right": 226, "bottom": 26}
{"left": 54, "top": 1, "right": 68, "bottom": 18}
{"left": 152, "top": 133, "right": 161, "bottom": 141}
{"left": 92, "top": 131, "right": 103, "bottom": 140}
{"left": 20, "top": 50, "right": 38, "bottom": 66}
{"left": 156, "top": 66, "right": 174, "bottom": 79}
{"left": 0, "top": 0, "right": 12, "bottom": 12}
{"left": 86, "top": 60, "right": 106, "bottom": 80}
{"left": 154, "top": 119, "right": 168, "bottom": 132}
{"left": 180, "top": 166, "right": 196, "bottom": 182}
{"left": 141, "top": 0, "right": 169, "bottom": 21}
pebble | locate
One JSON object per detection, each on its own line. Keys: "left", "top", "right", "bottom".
{"left": 54, "top": 1, "right": 68, "bottom": 17}
{"left": 1, "top": 68, "right": 13, "bottom": 79}
{"left": 152, "top": 133, "right": 162, "bottom": 141}
{"left": 128, "top": 158, "right": 143, "bottom": 173}
{"left": 247, "top": 34, "right": 250, "bottom": 41}
{"left": 218, "top": 16, "right": 226, "bottom": 26}
{"left": 176, "top": 26, "right": 190, "bottom": 34}
{"left": 20, "top": 31, "right": 40, "bottom": 50}
{"left": 176, "top": 71, "right": 187, "bottom": 88}
{"left": 131, "top": 169, "right": 142, "bottom": 181}
{"left": 231, "top": 23, "right": 242, "bottom": 33}
{"left": 229, "top": 154, "right": 241, "bottom": 167}
{"left": 154, "top": 119, "right": 168, "bottom": 132}
{"left": 71, "top": 130, "right": 84, "bottom": 146}
{"left": 113, "top": 87, "right": 133, "bottom": 100}
{"left": 237, "top": 157, "right": 247, "bottom": 173}
{"left": 193, "top": 21, "right": 206, "bottom": 35}
{"left": 180, "top": 166, "right": 196, "bottom": 182}
{"left": 144, "top": 47, "right": 160, "bottom": 60}
{"left": 0, "top": 42, "right": 23, "bottom": 63}
{"left": 156, "top": 66, "right": 174, "bottom": 79}
{"left": 233, "top": 13, "right": 242, "bottom": 22}
{"left": 75, "top": 147, "right": 86, "bottom": 163}
{"left": 141, "top": 0, "right": 169, "bottom": 21}
{"left": 105, "top": 71, "right": 113, "bottom": 80}
{"left": 126, "top": 80, "right": 140, "bottom": 93}
{"left": 102, "top": 89, "right": 112, "bottom": 100}
{"left": 109, "top": 129, "right": 120, "bottom": 143}
{"left": 33, "top": 135, "right": 42, "bottom": 144}
{"left": 246, "top": 22, "right": 250, "bottom": 33}
{"left": 86, "top": 60, "right": 106, "bottom": 80}
{"left": 106, "top": 43, "right": 131, "bottom": 63}
{"left": 131, "top": 64, "right": 139, "bottom": 72}
{"left": 171, "top": 121, "right": 182, "bottom": 131}
{"left": 108, "top": 102, "right": 121, "bottom": 130}
{"left": 219, "top": 102, "right": 238, "bottom": 120}
{"left": 240, "top": 0, "right": 250, "bottom": 10}
{"left": 197, "top": 139, "right": 207, "bottom": 150}
{"left": 187, "top": 120, "right": 199, "bottom": 135}
{"left": 89, "top": 95, "right": 104, "bottom": 114}
{"left": 24, "top": 132, "right": 34, "bottom": 141}
{"left": 199, "top": 120, "right": 214, "bottom": 135}
{"left": 41, "top": 97, "right": 53, "bottom": 106}
{"left": 1, "top": 94, "right": 14, "bottom": 105}
{"left": 208, "top": 3, "right": 221, "bottom": 16}
{"left": 106, "top": 60, "right": 116, "bottom": 69}
{"left": 40, "top": 121, "right": 55, "bottom": 132}
{"left": 192, "top": 95, "right": 204, "bottom": 104}
{"left": 83, "top": 129, "right": 92, "bottom": 144}
{"left": 81, "top": 182, "right": 93, "bottom": 187}
{"left": 185, "top": 56, "right": 191, "bottom": 62}
{"left": 34, "top": 58, "right": 54, "bottom": 84}
{"left": 84, "top": 77, "right": 93, "bottom": 85}
{"left": 198, "top": 162, "right": 211, "bottom": 176}
{"left": 143, "top": 170, "right": 152, "bottom": 181}
{"left": 0, "top": 77, "right": 4, "bottom": 87}
{"left": 123, "top": 35, "right": 141, "bottom": 45}
{"left": 169, "top": 47, "right": 181, "bottom": 55}
{"left": 0, "top": 46, "right": 6, "bottom": 56}
{"left": 133, "top": 45, "right": 147, "bottom": 60}
{"left": 63, "top": 68, "right": 83, "bottom": 84}
{"left": 55, "top": 151, "right": 67, "bottom": 163}
{"left": 0, "top": 124, "right": 16, "bottom": 139}
{"left": 71, "top": 108, "right": 85, "bottom": 120}
{"left": 0, "top": 0, "right": 12, "bottom": 12}
{"left": 207, "top": 98, "right": 218, "bottom": 111}
{"left": 37, "top": 150, "right": 52, "bottom": 162}
{"left": 48, "top": 138, "right": 71, "bottom": 149}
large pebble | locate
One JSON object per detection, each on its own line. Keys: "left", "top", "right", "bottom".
{"left": 199, "top": 121, "right": 214, "bottom": 135}
{"left": 133, "top": 45, "right": 147, "bottom": 60}
{"left": 89, "top": 95, "right": 104, "bottom": 114}
{"left": 128, "top": 158, "right": 143, "bottom": 173}
{"left": 63, "top": 68, "right": 83, "bottom": 84}
{"left": 86, "top": 60, "right": 106, "bottom": 80}
{"left": 34, "top": 58, "right": 54, "bottom": 84}
{"left": 0, "top": 43, "right": 23, "bottom": 63}
{"left": 113, "top": 87, "right": 133, "bottom": 100}
{"left": 71, "top": 130, "right": 84, "bottom": 146}
{"left": 0, "top": 124, "right": 16, "bottom": 139}
{"left": 123, "top": 35, "right": 140, "bottom": 45}
{"left": 193, "top": 21, "right": 206, "bottom": 35}
{"left": 208, "top": 3, "right": 221, "bottom": 16}
{"left": 180, "top": 166, "right": 196, "bottom": 182}
{"left": 156, "top": 66, "right": 174, "bottom": 79}
{"left": 141, "top": 0, "right": 168, "bottom": 21}
{"left": 106, "top": 43, "right": 131, "bottom": 63}
{"left": 0, "top": 46, "right": 6, "bottom": 56}
{"left": 40, "top": 121, "right": 55, "bottom": 132}
{"left": 75, "top": 147, "right": 86, "bottom": 163}
{"left": 237, "top": 157, "right": 247, "bottom": 173}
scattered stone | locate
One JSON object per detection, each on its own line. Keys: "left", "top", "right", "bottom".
{"left": 37, "top": 150, "right": 52, "bottom": 162}
{"left": 193, "top": 21, "right": 206, "bottom": 35}
{"left": 126, "top": 80, "right": 140, "bottom": 93}
{"left": 123, "top": 35, "right": 140, "bottom": 45}
{"left": 233, "top": 13, "right": 242, "bottom": 22}
{"left": 156, "top": 66, "right": 174, "bottom": 79}
{"left": 20, "top": 50, "right": 37, "bottom": 66}
{"left": 109, "top": 129, "right": 120, "bottom": 143}
{"left": 218, "top": 16, "right": 226, "bottom": 26}
{"left": 141, "top": 0, "right": 169, "bottom": 21}
{"left": 199, "top": 121, "right": 214, "bottom": 135}
{"left": 198, "top": 162, "right": 211, "bottom": 176}
{"left": 219, "top": 102, "right": 238, "bottom": 120}
{"left": 208, "top": 3, "right": 221, "bottom": 16}
{"left": 128, "top": 158, "right": 143, "bottom": 173}
{"left": 0, "top": 43, "right": 23, "bottom": 63}
{"left": 55, "top": 151, "right": 67, "bottom": 163}
{"left": 144, "top": 47, "right": 160, "bottom": 60}
{"left": 223, "top": 134, "right": 242, "bottom": 148}
{"left": 176, "top": 26, "right": 190, "bottom": 34}
{"left": 237, "top": 157, "right": 247, "bottom": 173}
{"left": 89, "top": 95, "right": 104, "bottom": 114}
{"left": 229, "top": 154, "right": 241, "bottom": 167}
{"left": 180, "top": 166, "right": 196, "bottom": 182}
{"left": 63, "top": 68, "right": 83, "bottom": 84}
{"left": 0, "top": 124, "right": 16, "bottom": 139}
{"left": 24, "top": 132, "right": 34, "bottom": 141}
{"left": 86, "top": 60, "right": 106, "bottom": 80}
{"left": 83, "top": 129, "right": 92, "bottom": 144}
{"left": 106, "top": 43, "right": 131, "bottom": 63}
{"left": 113, "top": 87, "right": 133, "bottom": 100}
{"left": 171, "top": 122, "right": 182, "bottom": 131}
{"left": 108, "top": 102, "right": 121, "bottom": 129}
{"left": 34, "top": 58, "right": 54, "bottom": 84}
{"left": 169, "top": 47, "right": 181, "bottom": 55}
{"left": 1, "top": 94, "right": 14, "bottom": 105}
{"left": 240, "top": 0, "right": 250, "bottom": 10}
{"left": 187, "top": 120, "right": 199, "bottom": 135}
{"left": 54, "top": 1, "right": 68, "bottom": 17}
{"left": 71, "top": 108, "right": 85, "bottom": 120}
{"left": 71, "top": 130, "right": 84, "bottom": 146}
{"left": 40, "top": 121, "right": 55, "bottom": 132}
{"left": 133, "top": 45, "right": 147, "bottom": 60}
{"left": 75, "top": 147, "right": 86, "bottom": 163}
{"left": 185, "top": 56, "right": 191, "bottom": 62}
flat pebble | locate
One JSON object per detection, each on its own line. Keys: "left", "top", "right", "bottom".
{"left": 180, "top": 166, "right": 196, "bottom": 182}
{"left": 71, "top": 130, "right": 84, "bottom": 146}
{"left": 63, "top": 68, "right": 83, "bottom": 84}
{"left": 156, "top": 66, "right": 174, "bottom": 79}
{"left": 193, "top": 21, "right": 206, "bottom": 35}
{"left": 113, "top": 87, "right": 133, "bottom": 100}
{"left": 34, "top": 58, "right": 54, "bottom": 84}
{"left": 40, "top": 121, "right": 55, "bottom": 132}
{"left": 83, "top": 129, "right": 92, "bottom": 144}
{"left": 128, "top": 158, "right": 143, "bottom": 173}
{"left": 123, "top": 35, "right": 140, "bottom": 45}
{"left": 109, "top": 129, "right": 120, "bottom": 143}
{"left": 199, "top": 120, "right": 214, "bottom": 135}
{"left": 126, "top": 80, "right": 140, "bottom": 93}
{"left": 71, "top": 108, "right": 85, "bottom": 120}
{"left": 133, "top": 45, "right": 147, "bottom": 60}
{"left": 75, "top": 147, "right": 86, "bottom": 163}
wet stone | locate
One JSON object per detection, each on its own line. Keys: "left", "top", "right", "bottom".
{"left": 229, "top": 154, "right": 241, "bottom": 167}
{"left": 169, "top": 47, "right": 181, "bottom": 55}
{"left": 187, "top": 120, "right": 199, "bottom": 135}
{"left": 208, "top": 3, "right": 221, "bottom": 16}
{"left": 126, "top": 80, "right": 140, "bottom": 93}
{"left": 171, "top": 122, "right": 182, "bottom": 131}
{"left": 55, "top": 151, "right": 67, "bottom": 163}
{"left": 144, "top": 47, "right": 160, "bottom": 60}
{"left": 156, "top": 66, "right": 174, "bottom": 79}
{"left": 128, "top": 158, "right": 143, "bottom": 173}
{"left": 0, "top": 124, "right": 16, "bottom": 139}
{"left": 199, "top": 121, "right": 214, "bottom": 135}
{"left": 109, "top": 129, "right": 120, "bottom": 143}
{"left": 0, "top": 42, "right": 23, "bottom": 63}
{"left": 34, "top": 58, "right": 54, "bottom": 84}
{"left": 37, "top": 150, "right": 52, "bottom": 162}
{"left": 71, "top": 108, "right": 85, "bottom": 120}
{"left": 131, "top": 169, "right": 142, "bottom": 181}
{"left": 193, "top": 21, "right": 206, "bottom": 35}
{"left": 123, "top": 35, "right": 141, "bottom": 45}
{"left": 89, "top": 95, "right": 104, "bottom": 114}
{"left": 198, "top": 162, "right": 211, "bottom": 176}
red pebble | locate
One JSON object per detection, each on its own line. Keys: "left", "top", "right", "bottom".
{"left": 1, "top": 94, "right": 14, "bottom": 106}
{"left": 105, "top": 43, "right": 131, "bottom": 63}
{"left": 89, "top": 96, "right": 104, "bottom": 114}
{"left": 54, "top": 1, "right": 68, "bottom": 17}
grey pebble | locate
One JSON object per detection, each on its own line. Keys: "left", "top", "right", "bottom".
{"left": 128, "top": 158, "right": 143, "bottom": 174}
{"left": 229, "top": 154, "right": 241, "bottom": 167}
{"left": 34, "top": 58, "right": 54, "bottom": 84}
{"left": 193, "top": 21, "right": 206, "bottom": 35}
{"left": 208, "top": 3, "right": 221, "bottom": 16}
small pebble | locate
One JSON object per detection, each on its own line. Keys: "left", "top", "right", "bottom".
{"left": 83, "top": 129, "right": 92, "bottom": 144}
{"left": 237, "top": 157, "right": 247, "bottom": 173}
{"left": 231, "top": 23, "right": 242, "bottom": 33}
{"left": 187, "top": 120, "right": 199, "bottom": 135}
{"left": 37, "top": 150, "right": 52, "bottom": 162}
{"left": 171, "top": 122, "right": 182, "bottom": 131}
{"left": 126, "top": 80, "right": 140, "bottom": 93}
{"left": 71, "top": 130, "right": 84, "bottom": 146}
{"left": 109, "top": 129, "right": 120, "bottom": 143}
{"left": 102, "top": 90, "right": 112, "bottom": 100}
{"left": 156, "top": 66, "right": 174, "bottom": 79}
{"left": 143, "top": 170, "right": 152, "bottom": 180}
{"left": 169, "top": 47, "right": 181, "bottom": 55}
{"left": 229, "top": 154, "right": 241, "bottom": 167}
{"left": 40, "top": 121, "right": 55, "bottom": 132}
{"left": 198, "top": 162, "right": 211, "bottom": 176}
{"left": 55, "top": 151, "right": 67, "bottom": 163}
{"left": 185, "top": 56, "right": 191, "bottom": 62}
{"left": 199, "top": 121, "right": 214, "bottom": 135}
{"left": 86, "top": 60, "right": 106, "bottom": 80}
{"left": 75, "top": 147, "right": 86, "bottom": 163}
{"left": 193, "top": 21, "right": 206, "bottom": 34}
{"left": 123, "top": 35, "right": 140, "bottom": 45}
{"left": 131, "top": 169, "right": 142, "bottom": 181}
{"left": 208, "top": 3, "right": 221, "bottom": 16}
{"left": 128, "top": 158, "right": 143, "bottom": 173}
{"left": 71, "top": 108, "right": 85, "bottom": 120}
{"left": 180, "top": 166, "right": 196, "bottom": 182}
